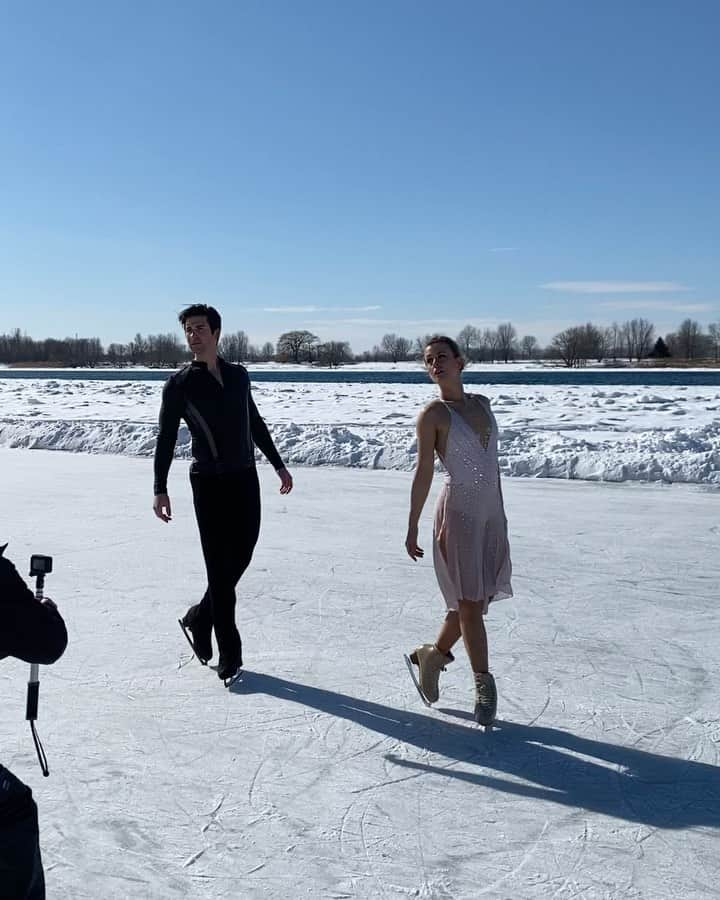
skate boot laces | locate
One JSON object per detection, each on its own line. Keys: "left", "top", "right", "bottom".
{"left": 474, "top": 672, "right": 497, "bottom": 726}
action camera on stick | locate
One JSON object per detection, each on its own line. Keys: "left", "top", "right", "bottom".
{"left": 29, "top": 555, "right": 53, "bottom": 578}
{"left": 27, "top": 554, "right": 54, "bottom": 776}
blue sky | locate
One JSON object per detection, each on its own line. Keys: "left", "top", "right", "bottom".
{"left": 1, "top": 0, "right": 718, "bottom": 351}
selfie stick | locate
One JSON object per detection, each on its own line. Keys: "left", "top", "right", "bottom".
{"left": 26, "top": 562, "right": 50, "bottom": 777}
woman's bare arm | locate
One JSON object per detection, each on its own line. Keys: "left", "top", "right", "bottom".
{"left": 405, "top": 405, "right": 441, "bottom": 559}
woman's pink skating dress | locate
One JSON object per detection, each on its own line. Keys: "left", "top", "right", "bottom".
{"left": 433, "top": 396, "right": 513, "bottom": 613}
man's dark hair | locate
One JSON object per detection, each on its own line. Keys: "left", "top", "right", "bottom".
{"left": 178, "top": 304, "right": 222, "bottom": 334}
{"left": 425, "top": 335, "right": 463, "bottom": 359}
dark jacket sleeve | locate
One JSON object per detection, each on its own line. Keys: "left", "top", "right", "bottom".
{"left": 153, "top": 376, "right": 184, "bottom": 495}
{"left": 248, "top": 392, "right": 284, "bottom": 470}
{"left": 0, "top": 558, "right": 68, "bottom": 665}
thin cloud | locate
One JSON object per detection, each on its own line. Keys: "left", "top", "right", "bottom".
{"left": 263, "top": 305, "right": 382, "bottom": 313}
{"left": 541, "top": 281, "right": 691, "bottom": 294}
{"left": 488, "top": 247, "right": 517, "bottom": 253}
{"left": 305, "top": 317, "right": 478, "bottom": 328}
{"left": 598, "top": 300, "right": 714, "bottom": 313}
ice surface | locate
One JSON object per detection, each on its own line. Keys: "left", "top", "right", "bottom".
{"left": 1, "top": 449, "right": 719, "bottom": 899}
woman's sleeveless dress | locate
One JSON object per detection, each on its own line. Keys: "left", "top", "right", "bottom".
{"left": 433, "top": 396, "right": 513, "bottom": 613}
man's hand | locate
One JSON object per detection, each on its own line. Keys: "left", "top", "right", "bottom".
{"left": 277, "top": 468, "right": 293, "bottom": 495}
{"left": 405, "top": 525, "right": 424, "bottom": 561}
{"left": 153, "top": 494, "right": 172, "bottom": 522}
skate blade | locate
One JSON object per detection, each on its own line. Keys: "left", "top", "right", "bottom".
{"left": 474, "top": 712, "right": 496, "bottom": 732}
{"left": 471, "top": 719, "right": 494, "bottom": 732}
{"left": 403, "top": 654, "right": 432, "bottom": 707}
{"left": 223, "top": 670, "right": 243, "bottom": 688}
{"left": 178, "top": 619, "right": 208, "bottom": 666}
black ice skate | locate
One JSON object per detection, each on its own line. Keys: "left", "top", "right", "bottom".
{"left": 178, "top": 611, "right": 212, "bottom": 665}
{"left": 217, "top": 648, "right": 243, "bottom": 686}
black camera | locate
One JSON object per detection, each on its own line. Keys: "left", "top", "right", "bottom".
{"left": 29, "top": 555, "right": 53, "bottom": 577}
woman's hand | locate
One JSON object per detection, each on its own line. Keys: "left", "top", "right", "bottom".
{"left": 405, "top": 525, "right": 424, "bottom": 561}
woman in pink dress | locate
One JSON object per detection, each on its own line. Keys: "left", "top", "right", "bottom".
{"left": 405, "top": 336, "right": 512, "bottom": 726}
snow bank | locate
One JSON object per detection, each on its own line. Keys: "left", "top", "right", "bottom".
{"left": 1, "top": 377, "right": 718, "bottom": 484}
{"left": 1, "top": 417, "right": 719, "bottom": 485}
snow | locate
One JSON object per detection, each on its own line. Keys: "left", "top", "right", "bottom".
{"left": 1, "top": 449, "right": 719, "bottom": 898}
{"left": 1, "top": 376, "right": 719, "bottom": 484}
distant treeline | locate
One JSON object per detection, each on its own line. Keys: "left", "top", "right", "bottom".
{"left": 2, "top": 318, "right": 719, "bottom": 367}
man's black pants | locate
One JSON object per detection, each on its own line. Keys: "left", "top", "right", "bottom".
{"left": 189, "top": 468, "right": 261, "bottom": 662}
{"left": 0, "top": 766, "right": 45, "bottom": 900}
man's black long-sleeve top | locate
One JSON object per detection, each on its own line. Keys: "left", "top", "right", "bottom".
{"left": 153, "top": 358, "right": 284, "bottom": 495}
{"left": 0, "top": 548, "right": 68, "bottom": 665}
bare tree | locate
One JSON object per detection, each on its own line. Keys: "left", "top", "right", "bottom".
{"left": 708, "top": 323, "right": 720, "bottom": 362}
{"left": 496, "top": 322, "right": 517, "bottom": 363}
{"left": 605, "top": 323, "right": 622, "bottom": 362}
{"left": 145, "top": 333, "right": 186, "bottom": 366}
{"left": 622, "top": 320, "right": 637, "bottom": 362}
{"left": 260, "top": 341, "right": 275, "bottom": 362}
{"left": 317, "top": 341, "right": 351, "bottom": 368}
{"left": 551, "top": 326, "right": 585, "bottom": 368}
{"left": 456, "top": 325, "right": 479, "bottom": 361}
{"left": 381, "top": 333, "right": 412, "bottom": 363}
{"left": 636, "top": 319, "right": 655, "bottom": 360}
{"left": 542, "top": 342, "right": 560, "bottom": 361}
{"left": 128, "top": 333, "right": 148, "bottom": 365}
{"left": 0, "top": 331, "right": 108, "bottom": 366}
{"left": 575, "top": 322, "right": 604, "bottom": 363}
{"left": 277, "top": 330, "right": 319, "bottom": 363}
{"left": 305, "top": 336, "right": 322, "bottom": 363}
{"left": 593, "top": 326, "right": 610, "bottom": 363}
{"left": 396, "top": 336, "right": 413, "bottom": 361}
{"left": 676, "top": 318, "right": 702, "bottom": 360}
{"left": 381, "top": 333, "right": 398, "bottom": 361}
{"left": 219, "top": 330, "right": 249, "bottom": 363}
{"left": 106, "top": 343, "right": 128, "bottom": 366}
{"left": 622, "top": 318, "right": 655, "bottom": 362}
{"left": 520, "top": 335, "right": 538, "bottom": 360}
{"left": 482, "top": 328, "right": 499, "bottom": 363}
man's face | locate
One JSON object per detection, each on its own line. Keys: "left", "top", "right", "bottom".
{"left": 184, "top": 316, "right": 219, "bottom": 356}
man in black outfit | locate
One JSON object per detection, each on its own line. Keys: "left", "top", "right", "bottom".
{"left": 0, "top": 544, "right": 68, "bottom": 900}
{"left": 153, "top": 304, "right": 293, "bottom": 681}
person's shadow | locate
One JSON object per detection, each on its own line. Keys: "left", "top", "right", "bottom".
{"left": 230, "top": 671, "right": 720, "bottom": 829}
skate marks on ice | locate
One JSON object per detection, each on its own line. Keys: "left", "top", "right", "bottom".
{"left": 230, "top": 670, "right": 720, "bottom": 831}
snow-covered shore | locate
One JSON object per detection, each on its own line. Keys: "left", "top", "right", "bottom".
{"left": 1, "top": 377, "right": 719, "bottom": 484}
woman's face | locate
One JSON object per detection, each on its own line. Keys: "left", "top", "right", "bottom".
{"left": 424, "top": 342, "right": 463, "bottom": 383}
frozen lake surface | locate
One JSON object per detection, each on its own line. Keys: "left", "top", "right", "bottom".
{"left": 1, "top": 449, "right": 719, "bottom": 898}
